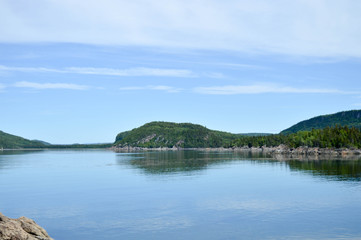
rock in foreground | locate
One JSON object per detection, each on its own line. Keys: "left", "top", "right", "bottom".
{"left": 0, "top": 212, "right": 53, "bottom": 240}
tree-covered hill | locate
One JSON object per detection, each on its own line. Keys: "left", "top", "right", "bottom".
{"left": 114, "top": 121, "right": 239, "bottom": 148}
{"left": 281, "top": 110, "right": 361, "bottom": 134}
{"left": 0, "top": 130, "right": 48, "bottom": 149}
{"left": 0, "top": 130, "right": 112, "bottom": 149}
{"left": 230, "top": 125, "right": 361, "bottom": 149}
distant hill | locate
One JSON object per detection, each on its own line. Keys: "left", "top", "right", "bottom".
{"left": 0, "top": 130, "right": 48, "bottom": 149}
{"left": 281, "top": 110, "right": 361, "bottom": 134}
{"left": 0, "top": 130, "right": 112, "bottom": 149}
{"left": 114, "top": 121, "right": 238, "bottom": 148}
{"left": 31, "top": 140, "right": 52, "bottom": 146}
{"left": 239, "top": 133, "right": 272, "bottom": 137}
{"left": 232, "top": 125, "right": 361, "bottom": 149}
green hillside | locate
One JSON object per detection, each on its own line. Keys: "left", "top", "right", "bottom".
{"left": 281, "top": 110, "right": 361, "bottom": 134}
{"left": 231, "top": 125, "right": 361, "bottom": 149}
{"left": 0, "top": 130, "right": 48, "bottom": 149}
{"left": 114, "top": 121, "right": 238, "bottom": 148}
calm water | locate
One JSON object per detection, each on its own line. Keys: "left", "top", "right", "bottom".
{"left": 1, "top": 150, "right": 361, "bottom": 240}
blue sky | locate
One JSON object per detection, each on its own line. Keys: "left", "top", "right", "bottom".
{"left": 1, "top": 0, "right": 361, "bottom": 144}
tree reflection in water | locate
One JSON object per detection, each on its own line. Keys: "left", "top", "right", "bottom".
{"left": 116, "top": 150, "right": 361, "bottom": 181}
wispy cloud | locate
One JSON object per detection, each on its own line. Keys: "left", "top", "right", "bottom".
{"left": 0, "top": 65, "right": 195, "bottom": 78}
{"left": 118, "top": 86, "right": 144, "bottom": 91}
{"left": 14, "top": 81, "right": 90, "bottom": 90}
{"left": 209, "top": 62, "right": 268, "bottom": 70}
{"left": 150, "top": 85, "right": 182, "bottom": 92}
{"left": 0, "top": 83, "right": 5, "bottom": 91}
{"left": 119, "top": 85, "right": 182, "bottom": 93}
{"left": 0, "top": 65, "right": 62, "bottom": 73}
{"left": 1, "top": 1, "right": 361, "bottom": 57}
{"left": 193, "top": 84, "right": 358, "bottom": 95}
{"left": 66, "top": 67, "right": 195, "bottom": 77}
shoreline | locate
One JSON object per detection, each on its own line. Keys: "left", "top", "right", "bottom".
{"left": 2, "top": 145, "right": 361, "bottom": 157}
{"left": 111, "top": 145, "right": 361, "bottom": 156}
{"left": 0, "top": 147, "right": 112, "bottom": 151}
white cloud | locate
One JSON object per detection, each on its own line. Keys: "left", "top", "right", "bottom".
{"left": 14, "top": 81, "right": 89, "bottom": 90}
{"left": 0, "top": 65, "right": 62, "bottom": 73}
{"left": 149, "top": 85, "right": 182, "bottom": 93}
{"left": 120, "top": 85, "right": 182, "bottom": 93}
{"left": 194, "top": 84, "right": 358, "bottom": 95}
{"left": 118, "top": 86, "right": 144, "bottom": 91}
{"left": 1, "top": 0, "right": 361, "bottom": 58}
{"left": 0, "top": 83, "right": 5, "bottom": 90}
{"left": 66, "top": 67, "right": 195, "bottom": 77}
{"left": 0, "top": 65, "right": 195, "bottom": 78}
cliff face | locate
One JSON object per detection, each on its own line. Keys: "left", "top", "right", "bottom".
{"left": 0, "top": 212, "right": 53, "bottom": 240}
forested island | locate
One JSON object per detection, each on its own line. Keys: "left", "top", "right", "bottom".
{"left": 113, "top": 110, "right": 361, "bottom": 153}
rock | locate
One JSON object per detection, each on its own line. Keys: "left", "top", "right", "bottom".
{"left": 0, "top": 212, "right": 53, "bottom": 240}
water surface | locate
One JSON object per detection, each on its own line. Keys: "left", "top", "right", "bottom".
{"left": 1, "top": 150, "right": 361, "bottom": 239}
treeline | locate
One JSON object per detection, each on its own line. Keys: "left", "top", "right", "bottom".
{"left": 230, "top": 125, "right": 361, "bottom": 149}
{"left": 47, "top": 143, "right": 112, "bottom": 149}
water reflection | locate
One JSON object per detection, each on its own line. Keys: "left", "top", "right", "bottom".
{"left": 0, "top": 150, "right": 43, "bottom": 156}
{"left": 0, "top": 150, "right": 44, "bottom": 170}
{"left": 116, "top": 151, "right": 275, "bottom": 175}
{"left": 288, "top": 159, "right": 361, "bottom": 181}
{"left": 117, "top": 150, "right": 361, "bottom": 181}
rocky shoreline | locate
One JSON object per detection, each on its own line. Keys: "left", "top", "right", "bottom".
{"left": 111, "top": 145, "right": 361, "bottom": 156}
{"left": 2, "top": 145, "right": 360, "bottom": 156}
{"left": 0, "top": 212, "right": 53, "bottom": 240}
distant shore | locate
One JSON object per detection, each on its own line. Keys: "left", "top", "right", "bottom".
{"left": 111, "top": 145, "right": 361, "bottom": 156}
{"left": 2, "top": 145, "right": 361, "bottom": 157}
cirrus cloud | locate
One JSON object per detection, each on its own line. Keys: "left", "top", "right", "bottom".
{"left": 0, "top": 65, "right": 195, "bottom": 78}
{"left": 193, "top": 84, "right": 359, "bottom": 95}
{"left": 14, "top": 81, "right": 90, "bottom": 90}
{"left": 66, "top": 67, "right": 195, "bottom": 78}
{"left": 119, "top": 85, "right": 182, "bottom": 93}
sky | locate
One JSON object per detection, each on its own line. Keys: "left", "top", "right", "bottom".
{"left": 1, "top": 0, "right": 361, "bottom": 144}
